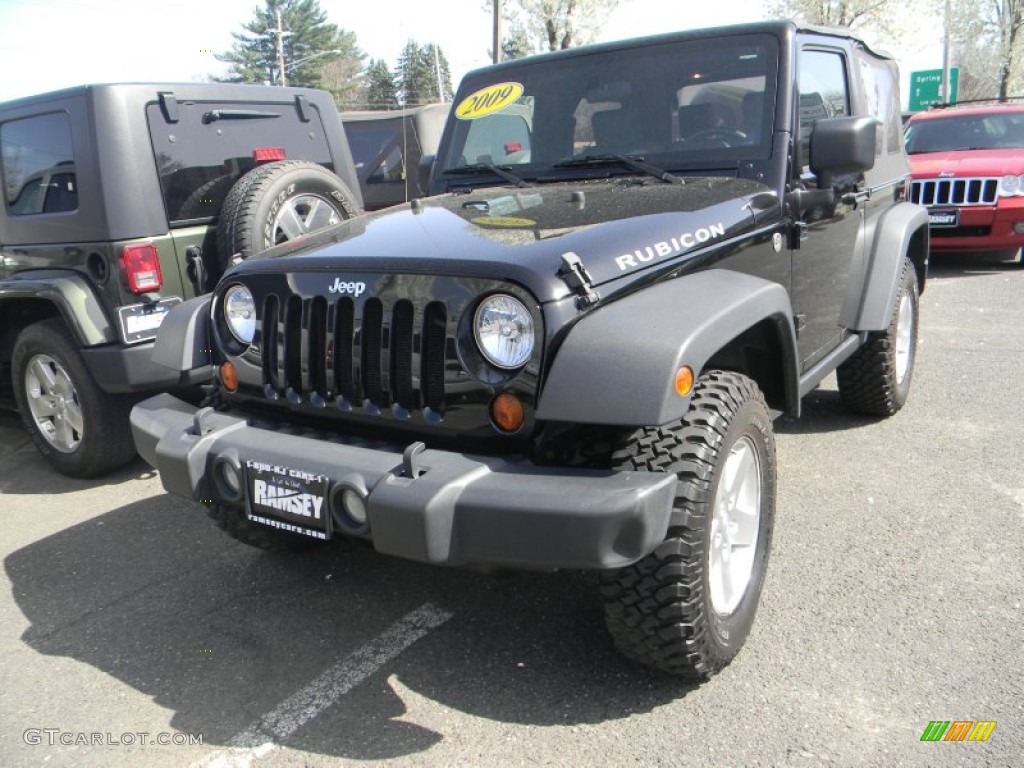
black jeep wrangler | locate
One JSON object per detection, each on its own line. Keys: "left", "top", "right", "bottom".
{"left": 0, "top": 83, "right": 362, "bottom": 476}
{"left": 132, "top": 22, "right": 928, "bottom": 677}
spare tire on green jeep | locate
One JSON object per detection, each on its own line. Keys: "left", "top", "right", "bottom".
{"left": 216, "top": 160, "right": 359, "bottom": 270}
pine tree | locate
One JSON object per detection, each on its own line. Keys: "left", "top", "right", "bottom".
{"left": 395, "top": 41, "right": 454, "bottom": 106}
{"left": 364, "top": 59, "right": 400, "bottom": 110}
{"left": 215, "top": 0, "right": 363, "bottom": 89}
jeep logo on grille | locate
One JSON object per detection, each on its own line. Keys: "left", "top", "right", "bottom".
{"left": 328, "top": 278, "right": 366, "bottom": 296}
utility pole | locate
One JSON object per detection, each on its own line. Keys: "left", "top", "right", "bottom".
{"left": 493, "top": 0, "right": 502, "bottom": 64}
{"left": 275, "top": 8, "right": 287, "bottom": 87}
{"left": 434, "top": 44, "right": 445, "bottom": 102}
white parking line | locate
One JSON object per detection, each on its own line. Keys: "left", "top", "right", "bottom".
{"left": 196, "top": 603, "right": 453, "bottom": 768}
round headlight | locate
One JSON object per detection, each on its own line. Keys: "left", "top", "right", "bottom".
{"left": 999, "top": 174, "right": 1021, "bottom": 196}
{"left": 473, "top": 294, "right": 535, "bottom": 369}
{"left": 224, "top": 284, "right": 256, "bottom": 344}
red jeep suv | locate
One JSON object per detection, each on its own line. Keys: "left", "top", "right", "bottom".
{"left": 905, "top": 102, "right": 1024, "bottom": 255}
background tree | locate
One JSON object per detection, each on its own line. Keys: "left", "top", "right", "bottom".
{"left": 215, "top": 0, "right": 363, "bottom": 89}
{"left": 949, "top": 0, "right": 1023, "bottom": 100}
{"left": 500, "top": 23, "right": 536, "bottom": 60}
{"left": 395, "top": 41, "right": 454, "bottom": 106}
{"left": 764, "top": 0, "right": 896, "bottom": 28}
{"left": 486, "top": 0, "right": 621, "bottom": 54}
{"left": 319, "top": 31, "right": 366, "bottom": 107}
{"left": 364, "top": 58, "right": 400, "bottom": 109}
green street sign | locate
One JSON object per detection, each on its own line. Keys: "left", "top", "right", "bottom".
{"left": 909, "top": 68, "right": 960, "bottom": 111}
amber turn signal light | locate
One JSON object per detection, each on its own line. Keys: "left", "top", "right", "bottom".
{"left": 490, "top": 393, "right": 525, "bottom": 433}
{"left": 674, "top": 365, "right": 694, "bottom": 397}
{"left": 220, "top": 362, "right": 239, "bottom": 392}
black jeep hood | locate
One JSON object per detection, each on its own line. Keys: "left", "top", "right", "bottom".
{"left": 238, "top": 177, "right": 776, "bottom": 303}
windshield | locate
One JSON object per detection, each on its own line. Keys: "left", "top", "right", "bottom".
{"left": 905, "top": 111, "right": 1024, "bottom": 153}
{"left": 438, "top": 34, "right": 779, "bottom": 185}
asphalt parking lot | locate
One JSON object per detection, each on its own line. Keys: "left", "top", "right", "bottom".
{"left": 1, "top": 253, "right": 1022, "bottom": 768}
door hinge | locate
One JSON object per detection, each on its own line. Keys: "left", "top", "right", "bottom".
{"left": 186, "top": 246, "right": 207, "bottom": 295}
{"left": 794, "top": 314, "right": 807, "bottom": 337}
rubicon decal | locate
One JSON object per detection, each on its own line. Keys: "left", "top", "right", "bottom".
{"left": 615, "top": 222, "right": 727, "bottom": 271}
{"left": 920, "top": 720, "right": 997, "bottom": 742}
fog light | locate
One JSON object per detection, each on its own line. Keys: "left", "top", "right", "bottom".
{"left": 219, "top": 462, "right": 241, "bottom": 495}
{"left": 490, "top": 393, "right": 525, "bottom": 433}
{"left": 674, "top": 365, "right": 695, "bottom": 396}
{"left": 220, "top": 362, "right": 238, "bottom": 392}
{"left": 341, "top": 488, "right": 367, "bottom": 525}
{"left": 1014, "top": 221, "right": 1024, "bottom": 234}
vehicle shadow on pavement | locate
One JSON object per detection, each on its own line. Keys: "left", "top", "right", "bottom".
{"left": 5, "top": 496, "right": 692, "bottom": 761}
{"left": 774, "top": 385, "right": 877, "bottom": 435}
{"left": 0, "top": 445, "right": 158, "bottom": 495}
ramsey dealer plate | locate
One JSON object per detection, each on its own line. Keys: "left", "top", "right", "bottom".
{"left": 245, "top": 461, "right": 330, "bottom": 540}
{"left": 117, "top": 297, "right": 181, "bottom": 344}
{"left": 928, "top": 209, "right": 959, "bottom": 228}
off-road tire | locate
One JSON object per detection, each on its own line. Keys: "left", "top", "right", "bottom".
{"left": 215, "top": 160, "right": 358, "bottom": 270}
{"left": 205, "top": 503, "right": 322, "bottom": 552}
{"left": 600, "top": 371, "right": 776, "bottom": 678}
{"left": 837, "top": 257, "right": 919, "bottom": 416}
{"left": 12, "top": 318, "right": 137, "bottom": 478}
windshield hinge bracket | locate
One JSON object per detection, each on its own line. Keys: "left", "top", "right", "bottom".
{"left": 158, "top": 91, "right": 179, "bottom": 123}
{"left": 295, "top": 94, "right": 311, "bottom": 122}
{"left": 558, "top": 251, "right": 600, "bottom": 309}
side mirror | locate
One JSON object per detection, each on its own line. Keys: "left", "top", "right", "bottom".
{"left": 418, "top": 154, "right": 436, "bottom": 197}
{"left": 810, "top": 116, "right": 877, "bottom": 179}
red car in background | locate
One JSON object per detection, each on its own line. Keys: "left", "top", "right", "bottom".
{"left": 905, "top": 102, "right": 1024, "bottom": 256}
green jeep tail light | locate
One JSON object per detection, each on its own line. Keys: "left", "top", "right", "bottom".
{"left": 120, "top": 243, "right": 162, "bottom": 293}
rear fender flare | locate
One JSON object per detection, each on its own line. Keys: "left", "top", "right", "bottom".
{"left": 0, "top": 270, "right": 115, "bottom": 346}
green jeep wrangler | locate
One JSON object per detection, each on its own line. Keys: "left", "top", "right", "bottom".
{"left": 0, "top": 83, "right": 362, "bottom": 477}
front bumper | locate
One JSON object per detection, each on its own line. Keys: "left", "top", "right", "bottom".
{"left": 928, "top": 199, "right": 1024, "bottom": 252}
{"left": 130, "top": 394, "right": 677, "bottom": 570}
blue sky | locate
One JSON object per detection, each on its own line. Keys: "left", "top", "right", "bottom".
{"left": 0, "top": 0, "right": 941, "bottom": 106}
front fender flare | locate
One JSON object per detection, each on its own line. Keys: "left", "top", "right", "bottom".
{"left": 841, "top": 201, "right": 928, "bottom": 332}
{"left": 535, "top": 270, "right": 798, "bottom": 426}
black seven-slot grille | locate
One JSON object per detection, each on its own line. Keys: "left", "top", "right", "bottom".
{"left": 910, "top": 177, "right": 999, "bottom": 206}
{"left": 259, "top": 293, "right": 447, "bottom": 418}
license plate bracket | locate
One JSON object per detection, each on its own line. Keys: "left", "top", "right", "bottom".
{"left": 245, "top": 461, "right": 331, "bottom": 540}
{"left": 117, "top": 298, "right": 181, "bottom": 344}
{"left": 928, "top": 208, "right": 959, "bottom": 228}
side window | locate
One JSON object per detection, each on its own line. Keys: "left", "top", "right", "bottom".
{"left": 797, "top": 50, "right": 850, "bottom": 171}
{"left": 1, "top": 112, "right": 78, "bottom": 216}
{"left": 858, "top": 52, "right": 901, "bottom": 155}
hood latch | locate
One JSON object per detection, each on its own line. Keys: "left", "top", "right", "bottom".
{"left": 558, "top": 251, "right": 600, "bottom": 309}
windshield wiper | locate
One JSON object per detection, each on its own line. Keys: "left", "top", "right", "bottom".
{"left": 442, "top": 162, "right": 532, "bottom": 188}
{"left": 553, "top": 153, "right": 684, "bottom": 185}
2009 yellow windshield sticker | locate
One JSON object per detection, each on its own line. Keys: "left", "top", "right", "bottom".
{"left": 455, "top": 82, "right": 524, "bottom": 120}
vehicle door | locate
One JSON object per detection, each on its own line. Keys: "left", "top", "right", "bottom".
{"left": 790, "top": 45, "right": 864, "bottom": 369}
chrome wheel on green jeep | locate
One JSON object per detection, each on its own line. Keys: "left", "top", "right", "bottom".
{"left": 12, "top": 319, "right": 136, "bottom": 478}
{"left": 23, "top": 352, "right": 83, "bottom": 454}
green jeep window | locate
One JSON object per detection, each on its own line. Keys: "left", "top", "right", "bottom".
{"left": 1, "top": 112, "right": 78, "bottom": 216}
